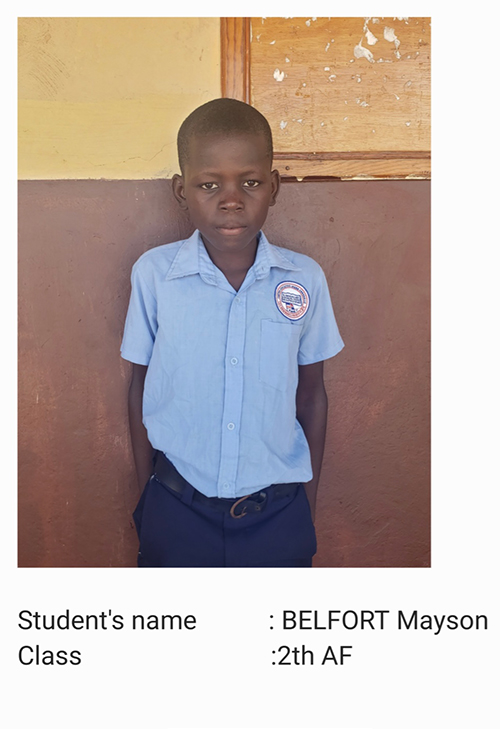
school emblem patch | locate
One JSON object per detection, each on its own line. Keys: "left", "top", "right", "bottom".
{"left": 275, "top": 281, "right": 310, "bottom": 320}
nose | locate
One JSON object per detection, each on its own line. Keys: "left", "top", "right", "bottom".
{"left": 219, "top": 184, "right": 244, "bottom": 211}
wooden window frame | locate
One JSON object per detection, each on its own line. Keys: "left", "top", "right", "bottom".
{"left": 220, "top": 18, "right": 430, "bottom": 180}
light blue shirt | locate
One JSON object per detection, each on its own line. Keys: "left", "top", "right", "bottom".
{"left": 121, "top": 230, "right": 344, "bottom": 498}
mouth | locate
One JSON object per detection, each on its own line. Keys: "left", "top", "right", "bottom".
{"left": 216, "top": 226, "right": 247, "bottom": 236}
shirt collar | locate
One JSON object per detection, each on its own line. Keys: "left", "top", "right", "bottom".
{"left": 252, "top": 230, "right": 301, "bottom": 279}
{"left": 165, "top": 230, "right": 201, "bottom": 281}
{"left": 165, "top": 229, "right": 300, "bottom": 284}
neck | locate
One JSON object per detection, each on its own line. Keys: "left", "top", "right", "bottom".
{"left": 200, "top": 233, "right": 260, "bottom": 293}
{"left": 201, "top": 234, "right": 259, "bottom": 276}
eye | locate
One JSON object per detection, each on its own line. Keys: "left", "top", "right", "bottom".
{"left": 243, "top": 180, "right": 261, "bottom": 188}
{"left": 200, "top": 182, "right": 218, "bottom": 190}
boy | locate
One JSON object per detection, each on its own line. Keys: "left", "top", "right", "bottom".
{"left": 121, "top": 98, "right": 344, "bottom": 567}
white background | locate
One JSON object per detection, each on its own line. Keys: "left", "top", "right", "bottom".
{"left": 6, "top": 3, "right": 499, "bottom": 728}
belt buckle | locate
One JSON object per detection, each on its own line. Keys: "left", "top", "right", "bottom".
{"left": 229, "top": 492, "right": 267, "bottom": 519}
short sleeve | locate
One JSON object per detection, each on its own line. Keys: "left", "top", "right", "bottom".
{"left": 120, "top": 262, "right": 158, "bottom": 366}
{"left": 298, "top": 266, "right": 344, "bottom": 365}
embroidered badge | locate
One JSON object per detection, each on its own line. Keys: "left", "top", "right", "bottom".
{"left": 275, "top": 281, "right": 310, "bottom": 320}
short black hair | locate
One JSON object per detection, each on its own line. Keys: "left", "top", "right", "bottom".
{"left": 177, "top": 98, "right": 273, "bottom": 172}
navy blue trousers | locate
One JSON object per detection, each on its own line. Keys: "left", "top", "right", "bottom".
{"left": 133, "top": 472, "right": 317, "bottom": 568}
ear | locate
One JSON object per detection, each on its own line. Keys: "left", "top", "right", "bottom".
{"left": 269, "top": 169, "right": 281, "bottom": 207}
{"left": 172, "top": 174, "right": 188, "bottom": 210}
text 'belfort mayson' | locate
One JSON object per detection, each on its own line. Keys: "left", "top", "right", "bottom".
{"left": 280, "top": 610, "right": 488, "bottom": 636}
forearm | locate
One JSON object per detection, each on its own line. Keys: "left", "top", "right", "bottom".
{"left": 296, "top": 383, "right": 328, "bottom": 522}
{"left": 128, "top": 365, "right": 154, "bottom": 490}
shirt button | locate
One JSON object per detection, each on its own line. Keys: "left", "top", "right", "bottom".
{"left": 227, "top": 422, "right": 235, "bottom": 430}
{"left": 230, "top": 357, "right": 238, "bottom": 365}
{"left": 223, "top": 482, "right": 230, "bottom": 491}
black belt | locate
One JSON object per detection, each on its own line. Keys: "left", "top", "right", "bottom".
{"left": 152, "top": 451, "right": 300, "bottom": 518}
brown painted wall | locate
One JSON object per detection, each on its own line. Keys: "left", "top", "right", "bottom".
{"left": 18, "top": 179, "right": 430, "bottom": 567}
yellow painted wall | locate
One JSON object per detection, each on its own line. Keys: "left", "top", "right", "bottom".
{"left": 18, "top": 18, "right": 221, "bottom": 179}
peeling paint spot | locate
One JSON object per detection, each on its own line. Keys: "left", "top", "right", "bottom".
{"left": 360, "top": 101, "right": 369, "bottom": 107}
{"left": 394, "top": 94, "right": 400, "bottom": 100}
{"left": 324, "top": 66, "right": 330, "bottom": 71}
{"left": 280, "top": 120, "right": 288, "bottom": 130}
{"left": 320, "top": 122, "right": 325, "bottom": 126}
{"left": 305, "top": 19, "right": 311, "bottom": 26}
{"left": 285, "top": 57, "right": 290, "bottom": 62}
{"left": 384, "top": 27, "right": 401, "bottom": 56}
{"left": 325, "top": 42, "right": 330, "bottom": 51}
{"left": 296, "top": 177, "right": 304, "bottom": 181}
{"left": 405, "top": 80, "right": 412, "bottom": 87}
{"left": 372, "top": 129, "right": 376, "bottom": 132}
{"left": 343, "top": 116, "right": 348, "bottom": 121}
{"left": 372, "top": 18, "right": 380, "bottom": 24}
{"left": 293, "top": 118, "right": 303, "bottom": 123}
{"left": 270, "top": 40, "right": 276, "bottom": 45}
{"left": 302, "top": 82, "right": 306, "bottom": 86}
{"left": 365, "top": 29, "right": 378, "bottom": 45}
{"left": 328, "top": 75, "right": 337, "bottom": 81}
{"left": 405, "top": 121, "right": 411, "bottom": 126}
{"left": 273, "top": 69, "right": 285, "bottom": 82}
{"left": 354, "top": 41, "right": 375, "bottom": 63}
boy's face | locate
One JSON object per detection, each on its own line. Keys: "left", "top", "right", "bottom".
{"left": 172, "top": 132, "right": 280, "bottom": 256}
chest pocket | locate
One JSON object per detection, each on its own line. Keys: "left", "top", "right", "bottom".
{"left": 259, "top": 319, "right": 302, "bottom": 392}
